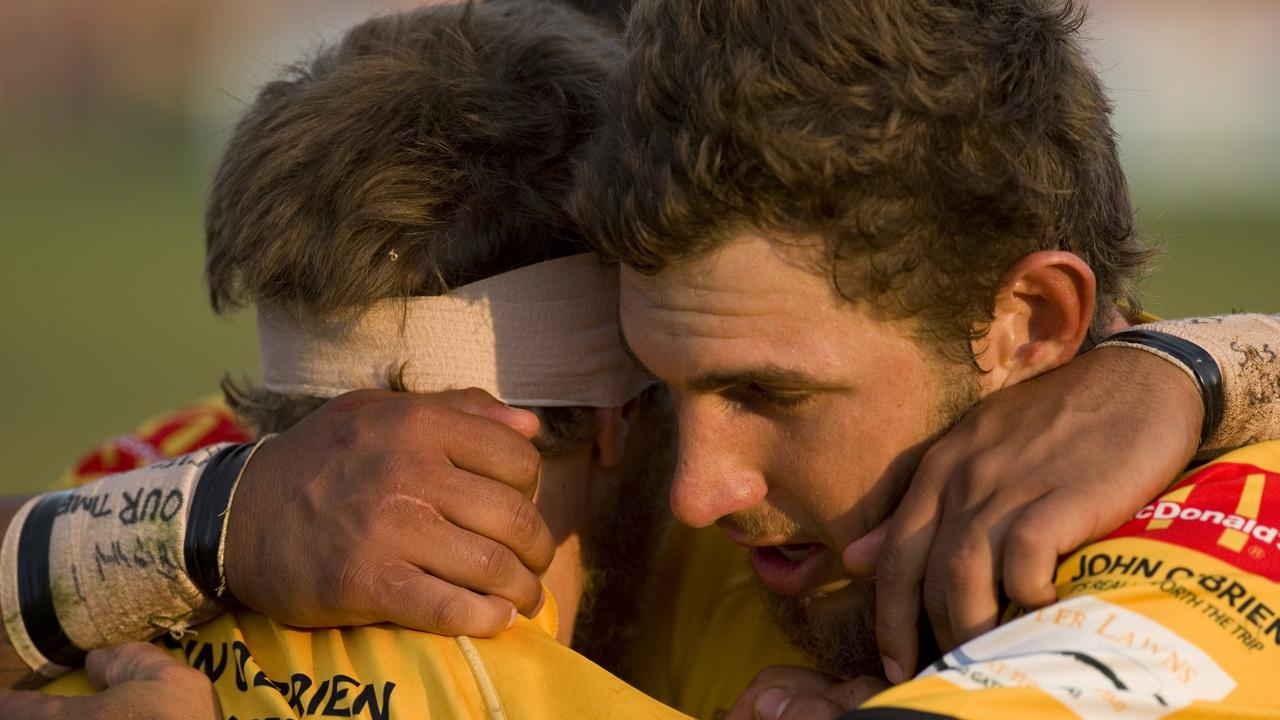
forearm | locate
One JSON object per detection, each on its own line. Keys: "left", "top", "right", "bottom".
{"left": 0, "top": 445, "right": 250, "bottom": 685}
{"left": 1103, "top": 313, "right": 1280, "bottom": 456}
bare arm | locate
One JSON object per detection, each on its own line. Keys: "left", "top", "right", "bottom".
{"left": 849, "top": 312, "right": 1280, "bottom": 681}
{"left": 0, "top": 388, "right": 551, "bottom": 688}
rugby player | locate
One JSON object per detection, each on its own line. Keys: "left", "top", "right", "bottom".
{"left": 0, "top": 1, "right": 1274, "bottom": 717}
{"left": 4, "top": 2, "right": 700, "bottom": 717}
{"left": 568, "top": 0, "right": 1280, "bottom": 716}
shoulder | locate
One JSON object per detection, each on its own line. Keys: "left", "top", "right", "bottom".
{"left": 859, "top": 442, "right": 1280, "bottom": 719}
{"left": 165, "top": 608, "right": 689, "bottom": 720}
{"left": 59, "top": 397, "right": 250, "bottom": 487}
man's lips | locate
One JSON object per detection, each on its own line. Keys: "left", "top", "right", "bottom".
{"left": 748, "top": 543, "right": 827, "bottom": 596}
{"left": 718, "top": 526, "right": 833, "bottom": 595}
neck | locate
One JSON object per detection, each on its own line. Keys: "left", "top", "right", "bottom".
{"left": 534, "top": 447, "right": 595, "bottom": 645}
{"left": 542, "top": 534, "right": 585, "bottom": 644}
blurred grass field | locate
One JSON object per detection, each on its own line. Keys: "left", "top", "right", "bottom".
{"left": 0, "top": 127, "right": 1277, "bottom": 494}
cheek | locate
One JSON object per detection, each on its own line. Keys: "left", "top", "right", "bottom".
{"left": 769, "top": 396, "right": 934, "bottom": 543}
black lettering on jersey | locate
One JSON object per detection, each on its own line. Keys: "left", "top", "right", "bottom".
{"left": 307, "top": 680, "right": 331, "bottom": 715}
{"left": 176, "top": 638, "right": 396, "bottom": 718}
{"left": 1196, "top": 574, "right": 1280, "bottom": 646}
{"left": 191, "top": 641, "right": 229, "bottom": 683}
{"left": 352, "top": 681, "right": 395, "bottom": 720}
{"left": 253, "top": 669, "right": 289, "bottom": 695}
{"left": 1068, "top": 553, "right": 1164, "bottom": 583}
{"left": 325, "top": 674, "right": 358, "bottom": 716}
{"left": 233, "top": 640, "right": 252, "bottom": 692}
{"left": 288, "top": 673, "right": 312, "bottom": 716}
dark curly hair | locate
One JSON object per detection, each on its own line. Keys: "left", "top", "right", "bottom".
{"left": 574, "top": 0, "right": 1158, "bottom": 360}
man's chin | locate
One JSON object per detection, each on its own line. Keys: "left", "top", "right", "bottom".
{"left": 758, "top": 576, "right": 884, "bottom": 679}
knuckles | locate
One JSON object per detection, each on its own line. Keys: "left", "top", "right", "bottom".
{"left": 336, "top": 557, "right": 391, "bottom": 613}
{"left": 1004, "top": 518, "right": 1042, "bottom": 559}
{"left": 456, "top": 387, "right": 500, "bottom": 412}
{"left": 477, "top": 542, "right": 517, "bottom": 586}
{"left": 508, "top": 443, "right": 542, "bottom": 488}
{"left": 942, "top": 535, "right": 988, "bottom": 591}
{"left": 507, "top": 499, "right": 545, "bottom": 549}
{"left": 426, "top": 593, "right": 471, "bottom": 634}
{"left": 778, "top": 695, "right": 844, "bottom": 720}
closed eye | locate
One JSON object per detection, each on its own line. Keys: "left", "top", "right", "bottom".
{"left": 723, "top": 383, "right": 817, "bottom": 412}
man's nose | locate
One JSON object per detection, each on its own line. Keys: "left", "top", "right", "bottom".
{"left": 668, "top": 402, "right": 767, "bottom": 528}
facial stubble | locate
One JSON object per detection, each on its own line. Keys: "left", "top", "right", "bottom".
{"left": 762, "top": 365, "right": 982, "bottom": 679}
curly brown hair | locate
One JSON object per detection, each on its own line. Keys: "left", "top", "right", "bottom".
{"left": 574, "top": 0, "right": 1157, "bottom": 359}
{"left": 205, "top": 0, "right": 621, "bottom": 441}
{"left": 206, "top": 0, "right": 620, "bottom": 318}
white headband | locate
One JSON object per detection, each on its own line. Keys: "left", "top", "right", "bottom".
{"left": 257, "top": 254, "right": 653, "bottom": 407}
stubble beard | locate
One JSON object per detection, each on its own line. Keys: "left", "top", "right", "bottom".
{"left": 763, "top": 362, "right": 982, "bottom": 678}
{"left": 570, "top": 391, "right": 677, "bottom": 677}
{"left": 762, "top": 577, "right": 883, "bottom": 678}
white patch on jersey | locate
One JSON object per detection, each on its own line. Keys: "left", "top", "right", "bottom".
{"left": 920, "top": 595, "right": 1236, "bottom": 719}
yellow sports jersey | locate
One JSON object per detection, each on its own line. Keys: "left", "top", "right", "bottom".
{"left": 627, "top": 524, "right": 814, "bottom": 719}
{"left": 45, "top": 598, "right": 690, "bottom": 719}
{"left": 44, "top": 399, "right": 694, "bottom": 718}
{"left": 854, "top": 441, "right": 1280, "bottom": 719}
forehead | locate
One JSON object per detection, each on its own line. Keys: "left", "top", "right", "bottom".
{"left": 619, "top": 234, "right": 903, "bottom": 379}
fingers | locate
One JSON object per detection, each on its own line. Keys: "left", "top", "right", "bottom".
{"left": 873, "top": 464, "right": 946, "bottom": 683}
{"left": 81, "top": 642, "right": 221, "bottom": 720}
{"left": 343, "top": 391, "right": 540, "bottom": 498}
{"left": 432, "top": 414, "right": 542, "bottom": 499}
{"left": 927, "top": 501, "right": 1006, "bottom": 651}
{"left": 403, "top": 520, "right": 546, "bottom": 616}
{"left": 842, "top": 523, "right": 886, "bottom": 577}
{"left": 745, "top": 676, "right": 888, "bottom": 720}
{"left": 355, "top": 562, "right": 519, "bottom": 637}
{"left": 755, "top": 687, "right": 845, "bottom": 720}
{"left": 436, "top": 472, "right": 556, "bottom": 576}
{"left": 86, "top": 642, "right": 191, "bottom": 690}
{"left": 826, "top": 676, "right": 891, "bottom": 708}
{"left": 0, "top": 692, "right": 80, "bottom": 720}
{"left": 1003, "top": 488, "right": 1093, "bottom": 608}
{"left": 725, "top": 666, "right": 836, "bottom": 720}
{"left": 433, "top": 388, "right": 541, "bottom": 440}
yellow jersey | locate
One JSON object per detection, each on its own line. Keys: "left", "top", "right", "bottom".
{"left": 627, "top": 523, "right": 813, "bottom": 718}
{"left": 44, "top": 399, "right": 809, "bottom": 719}
{"left": 857, "top": 441, "right": 1280, "bottom": 719}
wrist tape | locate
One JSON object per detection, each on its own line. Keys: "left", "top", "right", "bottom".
{"left": 0, "top": 440, "right": 263, "bottom": 677}
{"left": 1100, "top": 314, "right": 1280, "bottom": 454}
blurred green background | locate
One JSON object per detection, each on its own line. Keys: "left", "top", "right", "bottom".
{"left": 1, "top": 0, "right": 1277, "bottom": 493}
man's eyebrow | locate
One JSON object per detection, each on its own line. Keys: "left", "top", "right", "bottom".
{"left": 687, "top": 366, "right": 824, "bottom": 392}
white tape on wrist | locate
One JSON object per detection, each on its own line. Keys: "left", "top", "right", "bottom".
{"left": 0, "top": 444, "right": 232, "bottom": 677}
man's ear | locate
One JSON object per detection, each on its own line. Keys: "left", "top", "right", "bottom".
{"left": 593, "top": 405, "right": 631, "bottom": 470}
{"left": 975, "top": 250, "right": 1096, "bottom": 391}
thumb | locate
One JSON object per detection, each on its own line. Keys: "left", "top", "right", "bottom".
{"left": 843, "top": 522, "right": 888, "bottom": 577}
{"left": 438, "top": 389, "right": 540, "bottom": 440}
{"left": 86, "top": 642, "right": 186, "bottom": 690}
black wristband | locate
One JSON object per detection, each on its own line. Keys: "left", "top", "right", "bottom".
{"left": 184, "top": 442, "right": 256, "bottom": 604}
{"left": 16, "top": 491, "right": 87, "bottom": 669}
{"left": 1105, "top": 328, "right": 1224, "bottom": 446}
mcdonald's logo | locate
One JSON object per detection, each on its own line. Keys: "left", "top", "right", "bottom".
{"left": 1109, "top": 462, "right": 1280, "bottom": 583}
{"left": 1136, "top": 474, "right": 1275, "bottom": 552}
